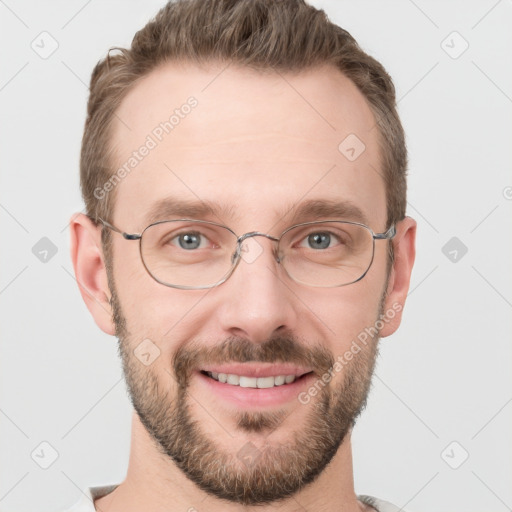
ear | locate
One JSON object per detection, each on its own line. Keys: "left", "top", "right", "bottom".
{"left": 379, "top": 216, "right": 417, "bottom": 338}
{"left": 69, "top": 213, "right": 115, "bottom": 335}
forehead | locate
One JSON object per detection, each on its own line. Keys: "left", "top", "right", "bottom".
{"left": 108, "top": 62, "right": 386, "bottom": 231}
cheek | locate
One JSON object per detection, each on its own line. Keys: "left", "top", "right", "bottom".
{"left": 114, "top": 277, "right": 213, "bottom": 366}
{"left": 372, "top": 239, "right": 392, "bottom": 277}
{"left": 319, "top": 290, "right": 382, "bottom": 388}
{"left": 110, "top": 239, "right": 180, "bottom": 332}
{"left": 301, "top": 279, "right": 384, "bottom": 352}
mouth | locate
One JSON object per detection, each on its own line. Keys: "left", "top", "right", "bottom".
{"left": 200, "top": 370, "right": 312, "bottom": 388}
{"left": 196, "top": 364, "right": 316, "bottom": 408}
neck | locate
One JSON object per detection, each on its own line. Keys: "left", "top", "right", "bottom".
{"left": 94, "top": 411, "right": 370, "bottom": 512}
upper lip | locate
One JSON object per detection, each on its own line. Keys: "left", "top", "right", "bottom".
{"left": 199, "top": 363, "right": 313, "bottom": 378}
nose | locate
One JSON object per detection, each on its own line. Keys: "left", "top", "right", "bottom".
{"left": 215, "top": 234, "right": 299, "bottom": 344}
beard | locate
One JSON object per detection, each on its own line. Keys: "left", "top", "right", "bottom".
{"left": 108, "top": 275, "right": 382, "bottom": 506}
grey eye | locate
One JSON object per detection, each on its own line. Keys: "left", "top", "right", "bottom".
{"left": 307, "top": 232, "right": 332, "bottom": 250}
{"left": 176, "top": 232, "right": 203, "bottom": 250}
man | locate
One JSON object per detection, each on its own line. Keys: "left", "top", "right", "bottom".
{"left": 69, "top": 0, "right": 416, "bottom": 510}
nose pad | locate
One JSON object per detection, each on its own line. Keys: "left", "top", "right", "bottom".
{"left": 231, "top": 246, "right": 240, "bottom": 265}
{"left": 275, "top": 246, "right": 283, "bottom": 265}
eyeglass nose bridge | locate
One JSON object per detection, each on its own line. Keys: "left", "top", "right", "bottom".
{"left": 231, "top": 231, "right": 281, "bottom": 265}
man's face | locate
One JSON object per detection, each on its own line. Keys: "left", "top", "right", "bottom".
{"left": 105, "top": 63, "right": 391, "bottom": 504}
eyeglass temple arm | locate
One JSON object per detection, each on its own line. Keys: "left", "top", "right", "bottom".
{"left": 97, "top": 218, "right": 141, "bottom": 240}
{"left": 373, "top": 225, "right": 396, "bottom": 240}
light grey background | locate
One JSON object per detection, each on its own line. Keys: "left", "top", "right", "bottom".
{"left": 1, "top": 1, "right": 511, "bottom": 511}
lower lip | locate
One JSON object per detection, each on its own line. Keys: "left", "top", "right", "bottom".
{"left": 196, "top": 371, "right": 315, "bottom": 408}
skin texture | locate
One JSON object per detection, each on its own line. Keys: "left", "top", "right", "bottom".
{"left": 70, "top": 62, "right": 416, "bottom": 512}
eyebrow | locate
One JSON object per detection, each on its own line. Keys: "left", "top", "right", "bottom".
{"left": 143, "top": 197, "right": 239, "bottom": 226}
{"left": 285, "top": 198, "right": 369, "bottom": 226}
{"left": 142, "top": 197, "right": 369, "bottom": 229}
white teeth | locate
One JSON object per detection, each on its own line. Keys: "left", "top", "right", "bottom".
{"left": 239, "top": 376, "right": 257, "bottom": 388}
{"left": 206, "top": 372, "right": 298, "bottom": 388}
{"left": 274, "top": 375, "right": 285, "bottom": 386}
{"left": 226, "top": 374, "right": 240, "bottom": 385}
{"left": 256, "top": 376, "right": 275, "bottom": 389}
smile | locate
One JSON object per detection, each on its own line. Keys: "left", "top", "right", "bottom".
{"left": 201, "top": 371, "right": 306, "bottom": 388}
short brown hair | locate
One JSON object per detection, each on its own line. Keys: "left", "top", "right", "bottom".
{"left": 81, "top": 0, "right": 407, "bottom": 253}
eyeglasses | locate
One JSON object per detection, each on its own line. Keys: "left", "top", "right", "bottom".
{"left": 97, "top": 218, "right": 396, "bottom": 290}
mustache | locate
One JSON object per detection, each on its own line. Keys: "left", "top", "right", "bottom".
{"left": 172, "top": 335, "right": 335, "bottom": 387}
